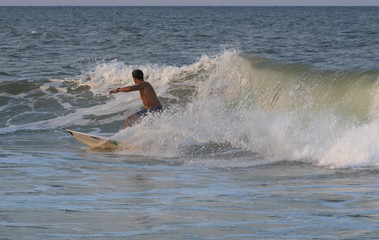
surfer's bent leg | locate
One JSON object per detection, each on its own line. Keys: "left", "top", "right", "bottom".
{"left": 122, "top": 113, "right": 141, "bottom": 129}
{"left": 122, "top": 107, "right": 163, "bottom": 129}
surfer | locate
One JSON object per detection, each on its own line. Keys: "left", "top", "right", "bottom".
{"left": 109, "top": 69, "right": 162, "bottom": 129}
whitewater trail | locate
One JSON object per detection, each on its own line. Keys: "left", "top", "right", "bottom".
{"left": 2, "top": 50, "right": 379, "bottom": 168}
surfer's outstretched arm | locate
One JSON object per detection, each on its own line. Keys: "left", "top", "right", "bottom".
{"left": 109, "top": 84, "right": 142, "bottom": 95}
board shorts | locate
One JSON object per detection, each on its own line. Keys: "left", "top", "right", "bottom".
{"left": 136, "top": 106, "right": 163, "bottom": 117}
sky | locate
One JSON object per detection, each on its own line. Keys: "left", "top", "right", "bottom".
{"left": 1, "top": 0, "right": 379, "bottom": 6}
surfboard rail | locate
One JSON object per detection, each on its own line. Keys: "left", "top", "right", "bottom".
{"left": 66, "top": 129, "right": 122, "bottom": 149}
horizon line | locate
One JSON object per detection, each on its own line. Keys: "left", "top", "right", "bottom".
{"left": 1, "top": 5, "right": 378, "bottom": 7}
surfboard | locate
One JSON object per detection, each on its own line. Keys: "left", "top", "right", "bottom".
{"left": 66, "top": 129, "right": 122, "bottom": 149}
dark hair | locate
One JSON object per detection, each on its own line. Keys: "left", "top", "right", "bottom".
{"left": 132, "top": 69, "right": 144, "bottom": 80}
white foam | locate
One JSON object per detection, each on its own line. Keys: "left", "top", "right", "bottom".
{"left": 87, "top": 51, "right": 379, "bottom": 169}
{"left": 320, "top": 121, "right": 379, "bottom": 168}
{"left": 4, "top": 50, "right": 378, "bottom": 169}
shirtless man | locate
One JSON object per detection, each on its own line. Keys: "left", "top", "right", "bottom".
{"left": 109, "top": 70, "right": 162, "bottom": 129}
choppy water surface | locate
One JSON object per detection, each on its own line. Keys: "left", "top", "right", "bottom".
{"left": 1, "top": 6, "right": 379, "bottom": 239}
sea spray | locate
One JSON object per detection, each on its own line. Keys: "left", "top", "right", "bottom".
{"left": 111, "top": 51, "right": 379, "bottom": 168}
{"left": 2, "top": 50, "right": 379, "bottom": 168}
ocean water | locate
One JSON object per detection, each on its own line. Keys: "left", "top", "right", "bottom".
{"left": 1, "top": 6, "right": 379, "bottom": 239}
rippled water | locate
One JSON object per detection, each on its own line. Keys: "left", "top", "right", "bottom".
{"left": 1, "top": 7, "right": 379, "bottom": 239}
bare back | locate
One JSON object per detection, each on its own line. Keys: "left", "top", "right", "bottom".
{"left": 138, "top": 82, "right": 162, "bottom": 109}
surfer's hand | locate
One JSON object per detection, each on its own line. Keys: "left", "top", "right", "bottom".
{"left": 109, "top": 89, "right": 117, "bottom": 95}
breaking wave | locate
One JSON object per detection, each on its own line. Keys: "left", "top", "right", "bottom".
{"left": 1, "top": 50, "right": 379, "bottom": 168}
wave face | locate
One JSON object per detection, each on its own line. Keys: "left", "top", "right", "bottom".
{"left": 1, "top": 50, "right": 379, "bottom": 168}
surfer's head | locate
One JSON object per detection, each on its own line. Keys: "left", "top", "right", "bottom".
{"left": 132, "top": 69, "right": 144, "bottom": 81}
